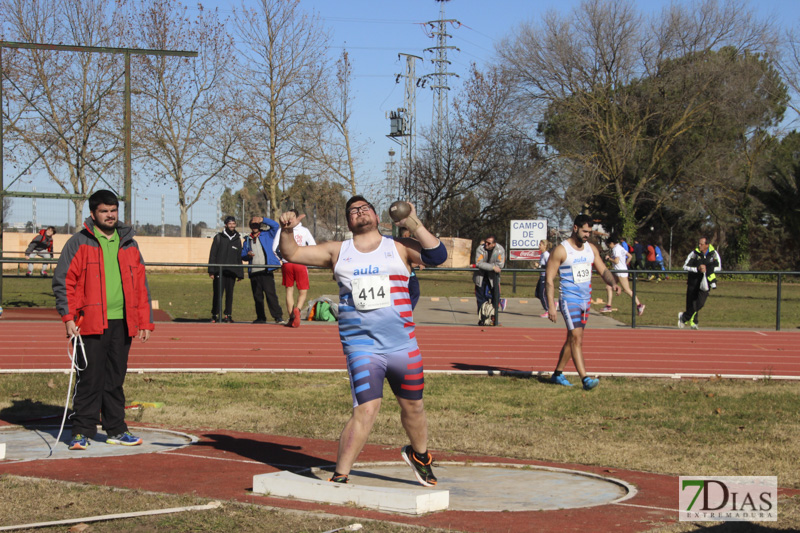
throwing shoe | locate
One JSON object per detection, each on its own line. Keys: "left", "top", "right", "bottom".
{"left": 68, "top": 434, "right": 89, "bottom": 450}
{"left": 549, "top": 373, "right": 573, "bottom": 387}
{"left": 401, "top": 445, "right": 438, "bottom": 487}
{"left": 328, "top": 473, "right": 349, "bottom": 483}
{"left": 637, "top": 304, "right": 645, "bottom": 316}
{"left": 582, "top": 376, "right": 599, "bottom": 390}
{"left": 290, "top": 307, "right": 301, "bottom": 328}
{"left": 106, "top": 431, "right": 143, "bottom": 446}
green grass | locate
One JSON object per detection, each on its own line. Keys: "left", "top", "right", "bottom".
{"left": 3, "top": 366, "right": 800, "bottom": 530}
{"left": 0, "top": 475, "right": 428, "bottom": 533}
{"left": 4, "top": 270, "right": 800, "bottom": 329}
{"left": 2, "top": 373, "right": 799, "bottom": 488}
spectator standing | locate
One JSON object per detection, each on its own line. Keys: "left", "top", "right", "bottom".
{"left": 243, "top": 216, "right": 285, "bottom": 324}
{"left": 645, "top": 243, "right": 658, "bottom": 280}
{"left": 602, "top": 236, "right": 645, "bottom": 316}
{"left": 25, "top": 226, "right": 56, "bottom": 276}
{"left": 472, "top": 235, "right": 505, "bottom": 320}
{"left": 275, "top": 209, "right": 316, "bottom": 327}
{"left": 654, "top": 243, "right": 667, "bottom": 280}
{"left": 678, "top": 237, "right": 721, "bottom": 330}
{"left": 535, "top": 239, "right": 552, "bottom": 318}
{"left": 208, "top": 216, "right": 244, "bottom": 323}
{"left": 52, "top": 190, "right": 154, "bottom": 450}
{"left": 632, "top": 238, "right": 646, "bottom": 271}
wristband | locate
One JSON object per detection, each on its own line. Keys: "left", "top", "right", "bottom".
{"left": 404, "top": 213, "right": 422, "bottom": 233}
{"left": 420, "top": 240, "right": 448, "bottom": 266}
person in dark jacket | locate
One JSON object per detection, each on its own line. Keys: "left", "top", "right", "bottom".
{"left": 25, "top": 226, "right": 56, "bottom": 276}
{"left": 208, "top": 216, "right": 244, "bottom": 323}
{"left": 678, "top": 237, "right": 722, "bottom": 330}
{"left": 242, "top": 215, "right": 284, "bottom": 324}
{"left": 52, "top": 190, "right": 154, "bottom": 451}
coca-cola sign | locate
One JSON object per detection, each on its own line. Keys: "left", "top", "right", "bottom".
{"left": 510, "top": 250, "right": 541, "bottom": 261}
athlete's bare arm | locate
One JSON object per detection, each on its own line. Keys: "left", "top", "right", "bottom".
{"left": 278, "top": 212, "right": 341, "bottom": 268}
{"left": 592, "top": 243, "right": 621, "bottom": 294}
{"left": 545, "top": 244, "right": 566, "bottom": 323}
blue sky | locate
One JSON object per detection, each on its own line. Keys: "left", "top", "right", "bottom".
{"left": 7, "top": 0, "right": 800, "bottom": 228}
{"left": 287, "top": 0, "right": 800, "bottom": 186}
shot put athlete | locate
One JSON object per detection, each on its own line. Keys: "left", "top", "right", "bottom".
{"left": 278, "top": 195, "right": 448, "bottom": 486}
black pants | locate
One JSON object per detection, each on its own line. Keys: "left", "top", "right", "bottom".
{"left": 535, "top": 276, "right": 547, "bottom": 311}
{"left": 70, "top": 319, "right": 131, "bottom": 438}
{"left": 250, "top": 270, "right": 283, "bottom": 321}
{"left": 682, "top": 285, "right": 709, "bottom": 325}
{"left": 211, "top": 273, "right": 237, "bottom": 317}
{"left": 475, "top": 274, "right": 499, "bottom": 311}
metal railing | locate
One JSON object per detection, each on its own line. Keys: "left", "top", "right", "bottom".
{"left": 2, "top": 258, "right": 798, "bottom": 330}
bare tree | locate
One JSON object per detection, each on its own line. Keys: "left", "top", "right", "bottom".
{"left": 2, "top": 0, "right": 123, "bottom": 228}
{"left": 232, "top": 0, "right": 329, "bottom": 218}
{"left": 411, "top": 65, "right": 549, "bottom": 239}
{"left": 301, "top": 49, "right": 361, "bottom": 196}
{"left": 125, "top": 0, "right": 236, "bottom": 237}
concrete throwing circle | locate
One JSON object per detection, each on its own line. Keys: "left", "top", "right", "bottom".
{"left": 311, "top": 462, "right": 635, "bottom": 512}
{"left": 0, "top": 425, "right": 196, "bottom": 462}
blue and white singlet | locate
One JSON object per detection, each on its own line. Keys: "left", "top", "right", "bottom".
{"left": 334, "top": 236, "right": 416, "bottom": 354}
{"left": 558, "top": 239, "right": 594, "bottom": 303}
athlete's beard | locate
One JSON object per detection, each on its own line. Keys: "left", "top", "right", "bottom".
{"left": 349, "top": 214, "right": 377, "bottom": 234}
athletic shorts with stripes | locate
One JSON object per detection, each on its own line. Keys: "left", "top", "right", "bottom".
{"left": 346, "top": 345, "right": 425, "bottom": 407}
{"left": 559, "top": 299, "right": 590, "bottom": 331}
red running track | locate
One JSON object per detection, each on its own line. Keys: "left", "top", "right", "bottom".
{"left": 1, "top": 322, "right": 799, "bottom": 379}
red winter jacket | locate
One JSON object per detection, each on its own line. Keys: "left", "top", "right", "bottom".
{"left": 52, "top": 217, "right": 154, "bottom": 336}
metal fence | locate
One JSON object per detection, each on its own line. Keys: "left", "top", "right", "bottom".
{"left": 2, "top": 257, "right": 798, "bottom": 331}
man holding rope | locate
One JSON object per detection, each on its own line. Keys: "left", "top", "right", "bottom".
{"left": 53, "top": 190, "right": 154, "bottom": 450}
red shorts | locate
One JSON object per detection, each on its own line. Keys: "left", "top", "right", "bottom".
{"left": 281, "top": 262, "right": 310, "bottom": 289}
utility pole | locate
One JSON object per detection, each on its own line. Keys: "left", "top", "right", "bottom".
{"left": 423, "top": 0, "right": 460, "bottom": 145}
{"left": 387, "top": 53, "right": 422, "bottom": 203}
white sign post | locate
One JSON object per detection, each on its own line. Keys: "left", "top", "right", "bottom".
{"left": 509, "top": 219, "right": 547, "bottom": 261}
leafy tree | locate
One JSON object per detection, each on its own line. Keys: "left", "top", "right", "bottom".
{"left": 500, "top": 0, "right": 780, "bottom": 247}
{"left": 751, "top": 132, "right": 800, "bottom": 269}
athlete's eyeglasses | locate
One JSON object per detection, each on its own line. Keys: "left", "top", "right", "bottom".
{"left": 347, "top": 204, "right": 372, "bottom": 216}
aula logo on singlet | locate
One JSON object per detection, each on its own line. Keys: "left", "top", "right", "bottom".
{"left": 354, "top": 265, "right": 381, "bottom": 276}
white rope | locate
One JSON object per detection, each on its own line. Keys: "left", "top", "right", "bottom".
{"left": 49, "top": 329, "right": 87, "bottom": 456}
{"left": 0, "top": 501, "right": 222, "bottom": 531}
{"left": 322, "top": 524, "right": 363, "bottom": 533}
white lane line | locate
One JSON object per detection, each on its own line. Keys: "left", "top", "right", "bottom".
{"left": 614, "top": 502, "right": 677, "bottom": 512}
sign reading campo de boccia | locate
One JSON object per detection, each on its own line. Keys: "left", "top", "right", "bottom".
{"left": 509, "top": 219, "right": 547, "bottom": 261}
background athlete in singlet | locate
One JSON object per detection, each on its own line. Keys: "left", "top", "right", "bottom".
{"left": 545, "top": 214, "right": 620, "bottom": 390}
{"left": 277, "top": 196, "right": 448, "bottom": 487}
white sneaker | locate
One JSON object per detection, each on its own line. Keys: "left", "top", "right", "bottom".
{"left": 677, "top": 312, "right": 684, "bottom": 329}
